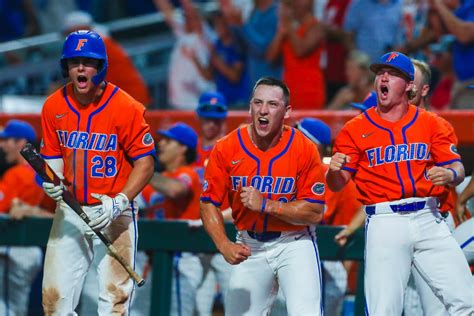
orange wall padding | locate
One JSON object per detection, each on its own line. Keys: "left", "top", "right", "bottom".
{"left": 1, "top": 110, "right": 473, "bottom": 144}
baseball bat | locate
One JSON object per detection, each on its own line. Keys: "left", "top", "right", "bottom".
{"left": 20, "top": 143, "right": 145, "bottom": 287}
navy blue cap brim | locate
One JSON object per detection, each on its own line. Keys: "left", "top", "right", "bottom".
{"left": 0, "top": 131, "right": 8, "bottom": 139}
{"left": 157, "top": 130, "right": 179, "bottom": 142}
{"left": 196, "top": 110, "right": 227, "bottom": 120}
{"left": 370, "top": 63, "right": 413, "bottom": 81}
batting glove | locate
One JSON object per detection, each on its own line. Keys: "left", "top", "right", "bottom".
{"left": 89, "top": 193, "right": 129, "bottom": 231}
{"left": 42, "top": 182, "right": 64, "bottom": 201}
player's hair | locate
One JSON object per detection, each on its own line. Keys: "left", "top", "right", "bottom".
{"left": 409, "top": 59, "right": 431, "bottom": 100}
{"left": 252, "top": 77, "right": 290, "bottom": 106}
{"left": 185, "top": 148, "right": 197, "bottom": 164}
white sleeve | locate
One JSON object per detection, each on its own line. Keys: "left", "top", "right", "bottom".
{"left": 45, "top": 158, "right": 64, "bottom": 180}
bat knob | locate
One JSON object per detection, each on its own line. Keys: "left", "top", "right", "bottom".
{"left": 137, "top": 279, "right": 146, "bottom": 287}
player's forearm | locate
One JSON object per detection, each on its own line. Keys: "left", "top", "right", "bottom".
{"left": 458, "top": 175, "right": 474, "bottom": 206}
{"left": 435, "top": 2, "right": 474, "bottom": 44}
{"left": 201, "top": 202, "right": 232, "bottom": 251}
{"left": 121, "top": 155, "right": 154, "bottom": 200}
{"left": 150, "top": 173, "right": 188, "bottom": 198}
{"left": 264, "top": 199, "right": 323, "bottom": 225}
{"left": 326, "top": 169, "right": 350, "bottom": 192}
{"left": 446, "top": 161, "right": 465, "bottom": 186}
{"left": 348, "top": 206, "right": 366, "bottom": 232}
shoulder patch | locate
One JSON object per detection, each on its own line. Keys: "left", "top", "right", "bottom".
{"left": 450, "top": 144, "right": 458, "bottom": 155}
{"left": 312, "top": 182, "right": 325, "bottom": 195}
{"left": 143, "top": 133, "right": 154, "bottom": 146}
{"left": 202, "top": 180, "right": 209, "bottom": 192}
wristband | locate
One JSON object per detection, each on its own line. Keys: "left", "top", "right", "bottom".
{"left": 447, "top": 168, "right": 457, "bottom": 182}
{"left": 277, "top": 202, "right": 283, "bottom": 216}
{"left": 261, "top": 198, "right": 267, "bottom": 214}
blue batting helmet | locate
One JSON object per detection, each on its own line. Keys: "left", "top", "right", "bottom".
{"left": 60, "top": 30, "right": 108, "bottom": 85}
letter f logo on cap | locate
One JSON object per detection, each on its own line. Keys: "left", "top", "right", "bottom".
{"left": 75, "top": 39, "right": 88, "bottom": 51}
{"left": 386, "top": 52, "right": 399, "bottom": 62}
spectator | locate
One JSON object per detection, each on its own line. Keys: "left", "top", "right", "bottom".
{"left": 322, "top": 0, "right": 352, "bottom": 101}
{"left": 191, "top": 11, "right": 251, "bottom": 108}
{"left": 60, "top": 10, "right": 152, "bottom": 106}
{"left": 432, "top": 0, "right": 474, "bottom": 108}
{"left": 0, "top": 120, "right": 52, "bottom": 316}
{"left": 221, "top": 0, "right": 282, "bottom": 86}
{"left": 154, "top": 0, "right": 215, "bottom": 109}
{"left": 344, "top": 0, "right": 404, "bottom": 61}
{"left": 429, "top": 35, "right": 456, "bottom": 110}
{"left": 266, "top": 0, "right": 326, "bottom": 110}
{"left": 327, "top": 50, "right": 373, "bottom": 110}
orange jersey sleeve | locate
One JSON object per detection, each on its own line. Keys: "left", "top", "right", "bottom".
{"left": 201, "top": 125, "right": 326, "bottom": 232}
{"left": 40, "top": 83, "right": 156, "bottom": 204}
{"left": 333, "top": 105, "right": 461, "bottom": 205}
{"left": 0, "top": 164, "right": 44, "bottom": 213}
{"left": 140, "top": 166, "right": 201, "bottom": 220}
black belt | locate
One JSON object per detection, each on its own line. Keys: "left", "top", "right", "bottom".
{"left": 246, "top": 231, "right": 281, "bottom": 242}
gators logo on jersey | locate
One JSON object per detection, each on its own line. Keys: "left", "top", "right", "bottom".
{"left": 450, "top": 144, "right": 458, "bottom": 154}
{"left": 202, "top": 180, "right": 209, "bottom": 192}
{"left": 312, "top": 182, "right": 325, "bottom": 195}
{"left": 142, "top": 133, "right": 154, "bottom": 146}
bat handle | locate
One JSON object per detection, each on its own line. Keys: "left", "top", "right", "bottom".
{"left": 108, "top": 244, "right": 146, "bottom": 287}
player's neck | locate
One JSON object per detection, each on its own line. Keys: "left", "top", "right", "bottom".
{"left": 376, "top": 102, "right": 409, "bottom": 122}
{"left": 73, "top": 82, "right": 106, "bottom": 106}
{"left": 248, "top": 125, "right": 283, "bottom": 152}
{"left": 164, "top": 157, "right": 185, "bottom": 172}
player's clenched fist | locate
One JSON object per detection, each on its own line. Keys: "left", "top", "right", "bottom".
{"left": 220, "top": 241, "right": 251, "bottom": 265}
{"left": 329, "top": 153, "right": 351, "bottom": 172}
{"left": 427, "top": 166, "right": 455, "bottom": 186}
{"left": 240, "top": 186, "right": 264, "bottom": 212}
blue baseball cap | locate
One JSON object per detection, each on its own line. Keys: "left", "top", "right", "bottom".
{"left": 196, "top": 91, "right": 228, "bottom": 119}
{"left": 297, "top": 118, "right": 331, "bottom": 146}
{"left": 157, "top": 123, "right": 197, "bottom": 150}
{"left": 370, "top": 51, "right": 414, "bottom": 81}
{"left": 350, "top": 91, "right": 378, "bottom": 111}
{"left": 0, "top": 119, "right": 36, "bottom": 142}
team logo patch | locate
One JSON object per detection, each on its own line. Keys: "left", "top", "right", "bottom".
{"left": 450, "top": 144, "right": 458, "bottom": 154}
{"left": 202, "top": 180, "right": 209, "bottom": 192}
{"left": 142, "top": 133, "right": 154, "bottom": 146}
{"left": 312, "top": 182, "right": 325, "bottom": 195}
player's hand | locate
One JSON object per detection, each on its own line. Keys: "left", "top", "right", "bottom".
{"left": 454, "top": 201, "right": 469, "bottom": 224}
{"left": 42, "top": 182, "right": 64, "bottom": 201}
{"left": 219, "top": 241, "right": 251, "bottom": 265}
{"left": 89, "top": 193, "right": 129, "bottom": 231}
{"left": 334, "top": 226, "right": 354, "bottom": 247}
{"left": 240, "top": 186, "right": 264, "bottom": 212}
{"left": 329, "top": 153, "right": 351, "bottom": 172}
{"left": 427, "top": 167, "right": 454, "bottom": 186}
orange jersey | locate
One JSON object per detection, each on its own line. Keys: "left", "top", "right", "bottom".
{"left": 193, "top": 138, "right": 213, "bottom": 168}
{"left": 323, "top": 166, "right": 362, "bottom": 225}
{"left": 0, "top": 163, "right": 44, "bottom": 213}
{"left": 40, "top": 82, "right": 156, "bottom": 205}
{"left": 201, "top": 125, "right": 326, "bottom": 232}
{"left": 333, "top": 105, "right": 461, "bottom": 205}
{"left": 140, "top": 166, "right": 201, "bottom": 220}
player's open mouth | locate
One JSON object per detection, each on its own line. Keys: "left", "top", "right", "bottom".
{"left": 258, "top": 117, "right": 269, "bottom": 128}
{"left": 380, "top": 85, "right": 389, "bottom": 97}
{"left": 77, "top": 75, "right": 88, "bottom": 88}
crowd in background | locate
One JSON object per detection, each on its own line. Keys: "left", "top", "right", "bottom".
{"left": 1, "top": 0, "right": 474, "bottom": 111}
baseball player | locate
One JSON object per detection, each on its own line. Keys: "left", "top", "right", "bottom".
{"left": 0, "top": 120, "right": 51, "bottom": 316}
{"left": 140, "top": 122, "right": 203, "bottom": 316}
{"left": 193, "top": 91, "right": 232, "bottom": 315}
{"left": 201, "top": 77, "right": 326, "bottom": 315}
{"left": 271, "top": 117, "right": 362, "bottom": 316}
{"left": 327, "top": 51, "right": 474, "bottom": 315}
{"left": 40, "top": 30, "right": 155, "bottom": 315}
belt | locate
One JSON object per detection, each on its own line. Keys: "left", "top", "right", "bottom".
{"left": 246, "top": 231, "right": 282, "bottom": 242}
{"left": 365, "top": 197, "right": 438, "bottom": 215}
